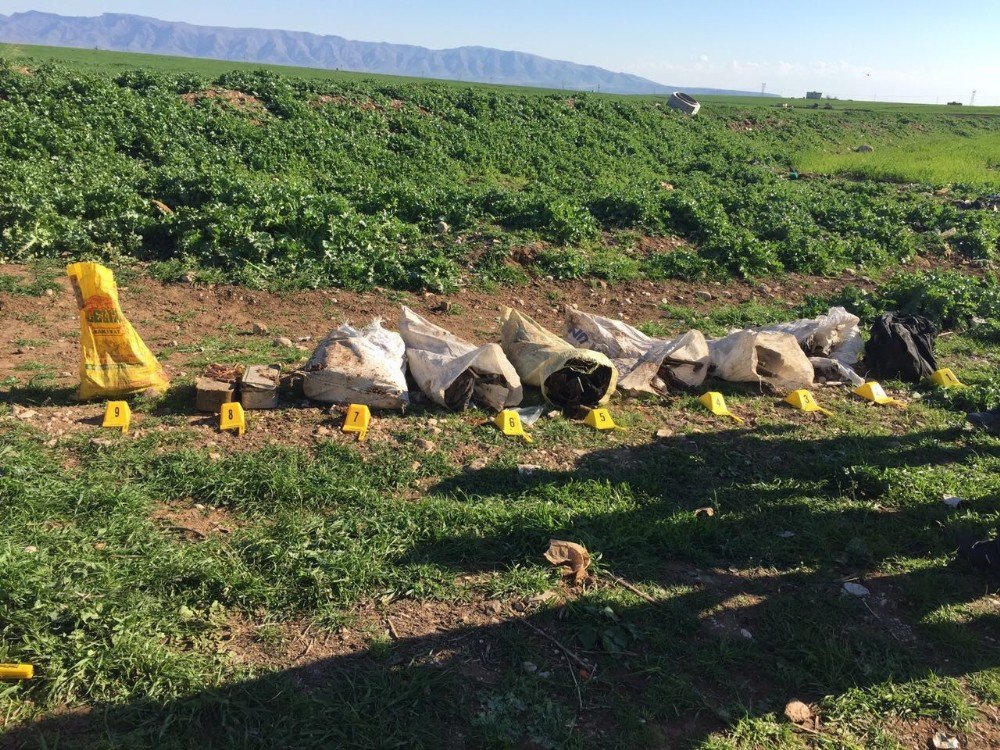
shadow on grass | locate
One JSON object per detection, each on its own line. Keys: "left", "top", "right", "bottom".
{"left": 3, "top": 426, "right": 1000, "bottom": 749}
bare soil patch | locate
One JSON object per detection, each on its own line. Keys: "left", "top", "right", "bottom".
{"left": 180, "top": 89, "right": 268, "bottom": 118}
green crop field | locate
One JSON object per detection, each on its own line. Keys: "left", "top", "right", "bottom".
{"left": 1, "top": 44, "right": 1000, "bottom": 750}
{"left": 0, "top": 44, "right": 998, "bottom": 291}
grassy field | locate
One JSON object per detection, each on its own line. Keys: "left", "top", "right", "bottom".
{"left": 1, "top": 47, "right": 998, "bottom": 292}
{"left": 2, "top": 261, "right": 1000, "bottom": 749}
{"left": 795, "top": 133, "right": 1000, "bottom": 188}
{"left": 1, "top": 42, "right": 999, "bottom": 749}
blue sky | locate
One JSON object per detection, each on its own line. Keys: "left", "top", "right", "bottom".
{"left": 2, "top": 1, "right": 997, "bottom": 103}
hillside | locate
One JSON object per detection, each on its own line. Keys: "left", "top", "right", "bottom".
{"left": 0, "top": 11, "right": 768, "bottom": 96}
{"left": 0, "top": 55, "right": 997, "bottom": 292}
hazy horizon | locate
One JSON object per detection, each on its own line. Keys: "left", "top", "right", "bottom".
{"left": 0, "top": 1, "right": 996, "bottom": 104}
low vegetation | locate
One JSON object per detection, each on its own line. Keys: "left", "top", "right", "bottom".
{"left": 0, "top": 54, "right": 998, "bottom": 292}
{"left": 1, "top": 47, "right": 999, "bottom": 749}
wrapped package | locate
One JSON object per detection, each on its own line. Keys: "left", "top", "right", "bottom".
{"left": 565, "top": 309, "right": 709, "bottom": 394}
{"left": 500, "top": 308, "right": 616, "bottom": 410}
{"left": 760, "top": 306, "right": 863, "bottom": 369}
{"left": 302, "top": 320, "right": 408, "bottom": 409}
{"left": 399, "top": 306, "right": 522, "bottom": 411}
{"left": 709, "top": 330, "right": 814, "bottom": 393}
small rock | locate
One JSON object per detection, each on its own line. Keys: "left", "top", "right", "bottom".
{"left": 93, "top": 542, "right": 107, "bottom": 551}
{"left": 855, "top": 144, "right": 874, "bottom": 153}
{"left": 430, "top": 426, "right": 443, "bottom": 436}
{"left": 209, "top": 452, "right": 222, "bottom": 461}
{"left": 740, "top": 628, "right": 753, "bottom": 640}
{"left": 12, "top": 405, "right": 38, "bottom": 420}
{"left": 89, "top": 437, "right": 114, "bottom": 448}
{"left": 23, "top": 545, "right": 38, "bottom": 554}
{"left": 932, "top": 731, "right": 960, "bottom": 749}
{"left": 251, "top": 322, "right": 269, "bottom": 335}
{"left": 59, "top": 371, "right": 71, "bottom": 378}
{"left": 777, "top": 530, "right": 796, "bottom": 538}
{"left": 518, "top": 464, "right": 542, "bottom": 475}
{"left": 522, "top": 661, "right": 537, "bottom": 673}
{"left": 273, "top": 336, "right": 293, "bottom": 348}
{"left": 411, "top": 461, "right": 422, "bottom": 471}
{"left": 485, "top": 600, "right": 503, "bottom": 614}
{"left": 466, "top": 458, "right": 488, "bottom": 471}
{"left": 181, "top": 271, "right": 197, "bottom": 283}
{"left": 416, "top": 438, "right": 436, "bottom": 452}
{"left": 942, "top": 495, "right": 963, "bottom": 509}
{"left": 435, "top": 220, "right": 450, "bottom": 235}
{"left": 655, "top": 428, "right": 672, "bottom": 438}
{"left": 44, "top": 288, "right": 54, "bottom": 297}
{"left": 784, "top": 700, "right": 812, "bottom": 724}
{"left": 695, "top": 290, "right": 713, "bottom": 301}
{"left": 546, "top": 410, "right": 560, "bottom": 419}
{"left": 842, "top": 581, "right": 870, "bottom": 597}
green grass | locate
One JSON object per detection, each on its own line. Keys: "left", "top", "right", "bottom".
{"left": 2, "top": 316, "right": 999, "bottom": 748}
{"left": 1, "top": 47, "right": 999, "bottom": 291}
{"left": 796, "top": 132, "right": 1000, "bottom": 188}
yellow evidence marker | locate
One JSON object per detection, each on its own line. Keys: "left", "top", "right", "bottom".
{"left": 102, "top": 401, "right": 131, "bottom": 433}
{"left": 0, "top": 663, "right": 33, "bottom": 680}
{"left": 342, "top": 404, "right": 371, "bottom": 441}
{"left": 698, "top": 392, "right": 745, "bottom": 424}
{"left": 584, "top": 408, "right": 625, "bottom": 432}
{"left": 495, "top": 409, "right": 533, "bottom": 443}
{"left": 853, "top": 381, "right": 906, "bottom": 408}
{"left": 785, "top": 389, "right": 833, "bottom": 416}
{"left": 219, "top": 402, "right": 246, "bottom": 436}
{"left": 930, "top": 368, "right": 965, "bottom": 389}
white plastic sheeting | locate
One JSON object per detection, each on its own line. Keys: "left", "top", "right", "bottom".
{"left": 708, "top": 330, "right": 814, "bottom": 393}
{"left": 399, "top": 306, "right": 522, "bottom": 411}
{"left": 501, "top": 308, "right": 617, "bottom": 410}
{"left": 565, "top": 309, "right": 709, "bottom": 394}
{"left": 302, "top": 320, "right": 409, "bottom": 409}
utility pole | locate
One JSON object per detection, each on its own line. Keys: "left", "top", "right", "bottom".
{"left": 970, "top": 90, "right": 977, "bottom": 106}
{"left": 761, "top": 82, "right": 766, "bottom": 96}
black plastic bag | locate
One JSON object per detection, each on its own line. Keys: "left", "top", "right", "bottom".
{"left": 864, "top": 313, "right": 937, "bottom": 382}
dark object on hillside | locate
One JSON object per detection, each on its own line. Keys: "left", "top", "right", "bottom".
{"left": 957, "top": 537, "right": 1000, "bottom": 574}
{"left": 864, "top": 313, "right": 937, "bottom": 382}
{"left": 855, "top": 144, "right": 874, "bottom": 153}
{"left": 667, "top": 92, "right": 700, "bottom": 116}
{"left": 954, "top": 194, "right": 1000, "bottom": 211}
{"left": 967, "top": 406, "right": 1000, "bottom": 435}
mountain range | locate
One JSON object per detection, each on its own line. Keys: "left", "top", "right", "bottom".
{"left": 0, "top": 11, "right": 768, "bottom": 96}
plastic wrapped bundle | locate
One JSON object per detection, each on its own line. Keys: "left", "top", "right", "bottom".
{"left": 399, "top": 306, "right": 522, "bottom": 411}
{"left": 709, "top": 331, "right": 814, "bottom": 393}
{"left": 302, "top": 320, "right": 409, "bottom": 409}
{"left": 501, "top": 308, "right": 617, "bottom": 410}
{"left": 565, "top": 309, "right": 709, "bottom": 394}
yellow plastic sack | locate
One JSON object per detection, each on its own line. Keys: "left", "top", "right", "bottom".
{"left": 67, "top": 262, "right": 169, "bottom": 400}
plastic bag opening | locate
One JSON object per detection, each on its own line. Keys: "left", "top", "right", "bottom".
{"left": 542, "top": 358, "right": 615, "bottom": 411}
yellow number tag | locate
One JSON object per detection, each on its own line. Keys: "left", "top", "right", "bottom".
{"left": 784, "top": 389, "right": 833, "bottom": 416}
{"left": 494, "top": 410, "right": 532, "bottom": 443}
{"left": 0, "top": 663, "right": 33, "bottom": 680}
{"left": 102, "top": 401, "right": 131, "bottom": 433}
{"left": 853, "top": 381, "right": 906, "bottom": 408}
{"left": 219, "top": 402, "right": 246, "bottom": 436}
{"left": 583, "top": 408, "right": 624, "bottom": 431}
{"left": 342, "top": 404, "right": 371, "bottom": 441}
{"left": 930, "top": 368, "right": 964, "bottom": 389}
{"left": 698, "top": 392, "right": 744, "bottom": 424}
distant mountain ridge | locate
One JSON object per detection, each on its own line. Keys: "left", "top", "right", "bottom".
{"left": 0, "top": 11, "right": 769, "bottom": 96}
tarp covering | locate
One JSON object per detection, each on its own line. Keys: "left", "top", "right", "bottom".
{"left": 399, "top": 306, "right": 522, "bottom": 411}
{"left": 500, "top": 308, "right": 617, "bottom": 410}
